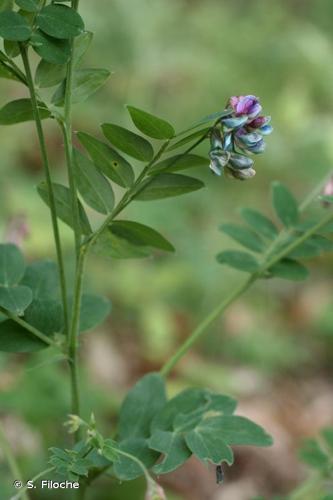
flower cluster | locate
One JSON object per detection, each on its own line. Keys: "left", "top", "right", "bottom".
{"left": 209, "top": 95, "right": 272, "bottom": 180}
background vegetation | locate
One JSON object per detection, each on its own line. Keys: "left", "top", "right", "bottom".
{"left": 1, "top": 0, "right": 333, "bottom": 498}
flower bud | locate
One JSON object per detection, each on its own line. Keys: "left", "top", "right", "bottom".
{"left": 145, "top": 480, "right": 166, "bottom": 500}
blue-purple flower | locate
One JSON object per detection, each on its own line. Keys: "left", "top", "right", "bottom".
{"left": 208, "top": 94, "right": 272, "bottom": 180}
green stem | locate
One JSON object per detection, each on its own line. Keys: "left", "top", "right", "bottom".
{"left": 160, "top": 208, "right": 333, "bottom": 377}
{"left": 0, "top": 421, "right": 29, "bottom": 500}
{"left": 0, "top": 307, "right": 58, "bottom": 348}
{"left": 160, "top": 275, "right": 255, "bottom": 376}
{"left": 62, "top": 57, "right": 81, "bottom": 258}
{"left": 68, "top": 244, "right": 89, "bottom": 434}
{"left": 10, "top": 467, "right": 55, "bottom": 500}
{"left": 19, "top": 44, "right": 69, "bottom": 335}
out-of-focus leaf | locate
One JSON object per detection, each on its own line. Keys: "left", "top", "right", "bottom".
{"left": 0, "top": 320, "right": 48, "bottom": 352}
{"left": 272, "top": 182, "right": 299, "bottom": 227}
{"left": 15, "top": 0, "right": 38, "bottom": 12}
{"left": 0, "top": 244, "right": 25, "bottom": 286}
{"left": 21, "top": 260, "right": 59, "bottom": 300}
{"left": 240, "top": 208, "right": 279, "bottom": 240}
{"left": 73, "top": 30, "right": 93, "bottom": 66}
{"left": 269, "top": 258, "right": 309, "bottom": 281}
{"left": 0, "top": 285, "right": 32, "bottom": 315}
{"left": 219, "top": 223, "right": 265, "bottom": 253}
{"left": 76, "top": 294, "right": 111, "bottom": 332}
{"left": 299, "top": 438, "right": 330, "bottom": 469}
{"left": 216, "top": 250, "right": 259, "bottom": 273}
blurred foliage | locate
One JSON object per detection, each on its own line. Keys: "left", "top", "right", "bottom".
{"left": 1, "top": 0, "right": 333, "bottom": 498}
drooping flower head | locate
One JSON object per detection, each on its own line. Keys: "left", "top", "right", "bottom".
{"left": 208, "top": 94, "right": 272, "bottom": 180}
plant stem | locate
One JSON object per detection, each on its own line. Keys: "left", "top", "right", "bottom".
{"left": 0, "top": 421, "right": 29, "bottom": 500}
{"left": 68, "top": 244, "right": 89, "bottom": 434}
{"left": 19, "top": 44, "right": 69, "bottom": 335}
{"left": 62, "top": 41, "right": 81, "bottom": 258}
{"left": 0, "top": 307, "right": 58, "bottom": 348}
{"left": 160, "top": 275, "right": 255, "bottom": 376}
{"left": 160, "top": 208, "right": 333, "bottom": 377}
{"left": 10, "top": 467, "right": 55, "bottom": 500}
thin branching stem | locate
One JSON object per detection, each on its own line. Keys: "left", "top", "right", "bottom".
{"left": 160, "top": 180, "right": 333, "bottom": 377}
{"left": 19, "top": 44, "right": 69, "bottom": 335}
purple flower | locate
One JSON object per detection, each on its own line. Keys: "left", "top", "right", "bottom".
{"left": 208, "top": 94, "right": 272, "bottom": 181}
{"left": 229, "top": 95, "right": 262, "bottom": 120}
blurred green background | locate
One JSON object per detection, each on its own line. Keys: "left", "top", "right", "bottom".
{"left": 1, "top": 0, "right": 333, "bottom": 498}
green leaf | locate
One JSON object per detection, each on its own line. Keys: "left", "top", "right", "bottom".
{"left": 240, "top": 208, "right": 279, "bottom": 240}
{"left": 31, "top": 30, "right": 71, "bottom": 65}
{"left": 185, "top": 427, "right": 234, "bottom": 465}
{"left": 73, "top": 30, "right": 93, "bottom": 67}
{"left": 134, "top": 173, "right": 204, "bottom": 201}
{"left": 94, "top": 228, "right": 151, "bottom": 260}
{"left": 0, "top": 98, "right": 50, "bottom": 125}
{"left": 4, "top": 39, "right": 20, "bottom": 58}
{"left": 321, "top": 427, "right": 333, "bottom": 454}
{"left": 178, "top": 109, "right": 231, "bottom": 135}
{"left": 113, "top": 438, "right": 159, "bottom": 481}
{"left": 118, "top": 373, "right": 166, "bottom": 441}
{"left": 109, "top": 220, "right": 175, "bottom": 252}
{"left": 77, "top": 294, "right": 111, "bottom": 332}
{"left": 269, "top": 258, "right": 309, "bottom": 281}
{"left": 24, "top": 298, "right": 63, "bottom": 334}
{"left": 198, "top": 415, "right": 273, "bottom": 447}
{"left": 21, "top": 260, "right": 59, "bottom": 299}
{"left": 0, "top": 10, "right": 31, "bottom": 41}
{"left": 0, "top": 285, "right": 32, "bottom": 315}
{"left": 219, "top": 224, "right": 265, "bottom": 253}
{"left": 0, "top": 319, "right": 48, "bottom": 352}
{"left": 149, "top": 154, "right": 209, "bottom": 175}
{"left": 0, "top": 0, "right": 13, "bottom": 12}
{"left": 36, "top": 4, "right": 84, "bottom": 39}
{"left": 149, "top": 431, "right": 191, "bottom": 474}
{"left": 167, "top": 127, "right": 211, "bottom": 152}
{"left": 299, "top": 438, "right": 330, "bottom": 469}
{"left": 37, "top": 181, "right": 91, "bottom": 235}
{"left": 216, "top": 250, "right": 259, "bottom": 273}
{"left": 0, "top": 244, "right": 25, "bottom": 286}
{"left": 127, "top": 105, "right": 175, "bottom": 140}
{"left": 73, "top": 149, "right": 115, "bottom": 214}
{"left": 102, "top": 123, "right": 154, "bottom": 162}
{"left": 0, "top": 60, "right": 21, "bottom": 82}
{"left": 52, "top": 68, "right": 111, "bottom": 106}
{"left": 77, "top": 132, "right": 134, "bottom": 188}
{"left": 35, "top": 60, "right": 66, "bottom": 88}
{"left": 272, "top": 182, "right": 299, "bottom": 227}
{"left": 319, "top": 195, "right": 333, "bottom": 204}
{"left": 15, "top": 0, "right": 38, "bottom": 12}
{"left": 151, "top": 388, "right": 237, "bottom": 433}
